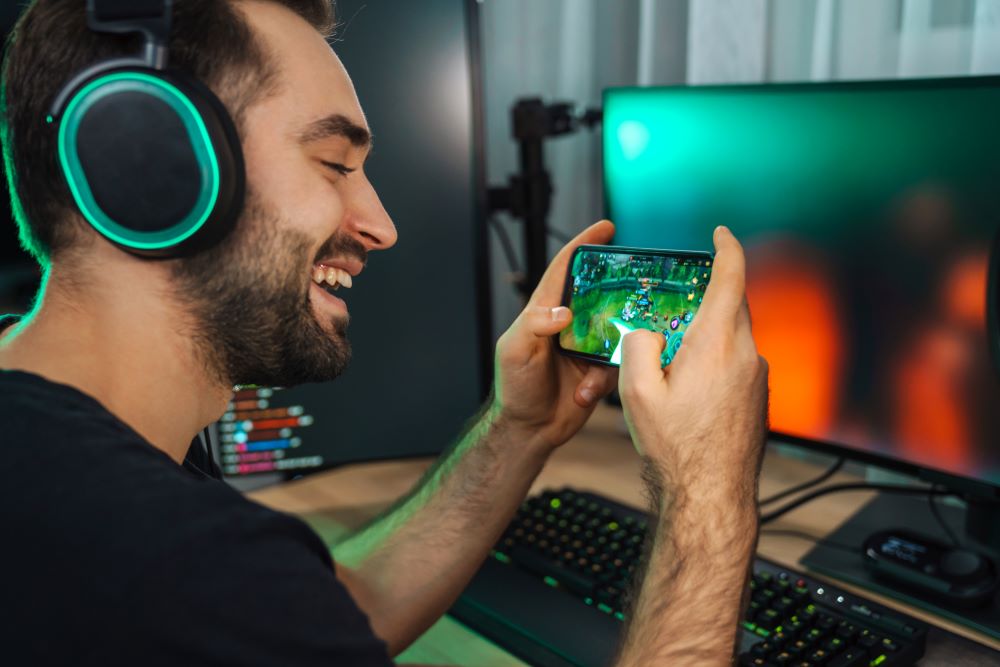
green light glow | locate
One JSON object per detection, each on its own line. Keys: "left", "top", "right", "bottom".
{"left": 604, "top": 83, "right": 1000, "bottom": 252}
{"left": 57, "top": 72, "right": 221, "bottom": 250}
{"left": 549, "top": 498, "right": 561, "bottom": 509}
{"left": 543, "top": 576, "right": 559, "bottom": 588}
{"left": 616, "top": 120, "right": 650, "bottom": 160}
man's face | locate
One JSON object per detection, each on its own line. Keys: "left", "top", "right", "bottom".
{"left": 173, "top": 1, "right": 396, "bottom": 387}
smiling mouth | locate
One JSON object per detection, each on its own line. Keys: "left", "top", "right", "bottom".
{"left": 311, "top": 264, "right": 353, "bottom": 296}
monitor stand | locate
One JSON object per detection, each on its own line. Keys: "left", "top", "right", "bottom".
{"left": 801, "top": 493, "right": 1000, "bottom": 640}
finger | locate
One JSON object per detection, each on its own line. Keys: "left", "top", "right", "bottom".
{"left": 521, "top": 305, "right": 573, "bottom": 338}
{"left": 619, "top": 329, "right": 666, "bottom": 392}
{"left": 527, "top": 220, "right": 616, "bottom": 308}
{"left": 697, "top": 226, "right": 748, "bottom": 329}
{"left": 575, "top": 364, "right": 619, "bottom": 407}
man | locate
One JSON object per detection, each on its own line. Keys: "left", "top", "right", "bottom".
{"left": 0, "top": 1, "right": 769, "bottom": 665}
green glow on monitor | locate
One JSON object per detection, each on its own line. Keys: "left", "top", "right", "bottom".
{"left": 603, "top": 79, "right": 1000, "bottom": 485}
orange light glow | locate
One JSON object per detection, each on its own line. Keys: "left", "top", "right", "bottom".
{"left": 746, "top": 258, "right": 844, "bottom": 439}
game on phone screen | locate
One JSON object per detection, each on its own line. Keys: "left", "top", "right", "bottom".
{"left": 559, "top": 247, "right": 712, "bottom": 367}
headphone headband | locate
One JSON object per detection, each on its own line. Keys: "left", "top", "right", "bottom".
{"left": 87, "top": 0, "right": 172, "bottom": 69}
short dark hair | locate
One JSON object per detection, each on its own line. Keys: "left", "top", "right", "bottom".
{"left": 1, "top": 0, "right": 335, "bottom": 265}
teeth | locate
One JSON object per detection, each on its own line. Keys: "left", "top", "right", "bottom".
{"left": 313, "top": 266, "right": 355, "bottom": 291}
{"left": 324, "top": 267, "right": 340, "bottom": 291}
{"left": 313, "top": 265, "right": 354, "bottom": 291}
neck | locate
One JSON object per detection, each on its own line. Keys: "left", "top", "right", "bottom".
{"left": 0, "top": 263, "right": 231, "bottom": 464}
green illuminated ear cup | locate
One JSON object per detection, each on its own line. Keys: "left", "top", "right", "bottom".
{"left": 58, "top": 70, "right": 244, "bottom": 257}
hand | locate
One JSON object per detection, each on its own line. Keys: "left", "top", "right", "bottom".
{"left": 491, "top": 220, "right": 620, "bottom": 451}
{"left": 618, "top": 226, "right": 769, "bottom": 502}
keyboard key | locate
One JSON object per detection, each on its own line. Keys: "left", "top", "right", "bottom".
{"left": 827, "top": 649, "right": 867, "bottom": 667}
{"left": 816, "top": 615, "right": 837, "bottom": 632}
{"left": 807, "top": 648, "right": 829, "bottom": 663}
{"left": 757, "top": 608, "right": 782, "bottom": 630}
{"left": 880, "top": 637, "right": 899, "bottom": 653}
{"left": 774, "top": 596, "right": 795, "bottom": 613}
{"left": 835, "top": 621, "right": 858, "bottom": 641}
{"left": 822, "top": 637, "right": 844, "bottom": 653}
{"left": 787, "top": 639, "right": 809, "bottom": 656}
{"left": 510, "top": 546, "right": 596, "bottom": 597}
{"left": 857, "top": 631, "right": 881, "bottom": 655}
{"left": 772, "top": 650, "right": 794, "bottom": 664}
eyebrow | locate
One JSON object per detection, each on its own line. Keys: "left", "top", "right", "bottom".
{"left": 298, "top": 113, "right": 373, "bottom": 150}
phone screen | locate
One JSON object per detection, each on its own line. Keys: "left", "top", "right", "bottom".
{"left": 558, "top": 246, "right": 713, "bottom": 367}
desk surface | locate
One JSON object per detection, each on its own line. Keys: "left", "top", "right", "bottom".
{"left": 251, "top": 403, "right": 1000, "bottom": 666}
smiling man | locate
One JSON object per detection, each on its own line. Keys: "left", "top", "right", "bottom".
{"left": 0, "top": 1, "right": 769, "bottom": 665}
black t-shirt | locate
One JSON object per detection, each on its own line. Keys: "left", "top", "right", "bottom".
{"left": 0, "top": 356, "right": 392, "bottom": 664}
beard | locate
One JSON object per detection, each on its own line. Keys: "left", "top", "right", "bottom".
{"left": 171, "top": 195, "right": 365, "bottom": 388}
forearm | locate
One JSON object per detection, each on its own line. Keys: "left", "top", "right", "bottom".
{"left": 616, "top": 460, "right": 760, "bottom": 666}
{"left": 332, "top": 403, "right": 550, "bottom": 655}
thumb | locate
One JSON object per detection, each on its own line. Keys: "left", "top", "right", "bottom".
{"left": 575, "top": 364, "right": 619, "bottom": 408}
{"left": 523, "top": 305, "right": 573, "bottom": 338}
{"left": 619, "top": 329, "right": 666, "bottom": 395}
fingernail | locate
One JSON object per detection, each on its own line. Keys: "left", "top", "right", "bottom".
{"left": 579, "top": 386, "right": 596, "bottom": 404}
{"left": 551, "top": 307, "right": 570, "bottom": 322}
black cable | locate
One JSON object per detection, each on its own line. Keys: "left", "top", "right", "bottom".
{"left": 760, "top": 482, "right": 954, "bottom": 525}
{"left": 760, "top": 528, "right": 858, "bottom": 555}
{"left": 928, "top": 485, "right": 961, "bottom": 547}
{"left": 488, "top": 215, "right": 521, "bottom": 276}
{"left": 759, "top": 456, "right": 846, "bottom": 506}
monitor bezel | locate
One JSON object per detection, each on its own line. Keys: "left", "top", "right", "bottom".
{"left": 602, "top": 75, "right": 1000, "bottom": 499}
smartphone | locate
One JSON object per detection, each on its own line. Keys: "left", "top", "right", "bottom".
{"left": 557, "top": 245, "right": 714, "bottom": 367}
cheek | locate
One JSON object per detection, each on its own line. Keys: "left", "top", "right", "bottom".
{"left": 242, "top": 141, "right": 347, "bottom": 240}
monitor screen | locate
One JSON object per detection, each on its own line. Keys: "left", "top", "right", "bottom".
{"left": 604, "top": 78, "right": 1000, "bottom": 487}
{"left": 218, "top": 0, "right": 489, "bottom": 478}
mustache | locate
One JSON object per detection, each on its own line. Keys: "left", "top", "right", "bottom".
{"left": 314, "top": 232, "right": 369, "bottom": 267}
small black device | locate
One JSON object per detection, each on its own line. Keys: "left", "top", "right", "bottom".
{"left": 863, "top": 529, "right": 1000, "bottom": 609}
{"left": 47, "top": 0, "right": 245, "bottom": 258}
{"left": 557, "top": 245, "right": 713, "bottom": 368}
{"left": 451, "top": 488, "right": 929, "bottom": 667}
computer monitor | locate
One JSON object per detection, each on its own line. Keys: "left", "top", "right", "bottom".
{"left": 603, "top": 77, "right": 1000, "bottom": 499}
{"left": 216, "top": 0, "right": 491, "bottom": 479}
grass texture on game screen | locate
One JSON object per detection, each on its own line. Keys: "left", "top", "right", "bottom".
{"left": 560, "top": 250, "right": 711, "bottom": 366}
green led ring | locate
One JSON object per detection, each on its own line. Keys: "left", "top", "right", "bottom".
{"left": 57, "top": 72, "right": 221, "bottom": 250}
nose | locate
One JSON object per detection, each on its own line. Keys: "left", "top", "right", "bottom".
{"left": 345, "top": 174, "right": 397, "bottom": 251}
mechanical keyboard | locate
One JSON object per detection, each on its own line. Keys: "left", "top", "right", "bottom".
{"left": 450, "top": 488, "right": 928, "bottom": 667}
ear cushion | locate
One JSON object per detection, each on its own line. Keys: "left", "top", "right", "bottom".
{"left": 58, "top": 68, "right": 245, "bottom": 257}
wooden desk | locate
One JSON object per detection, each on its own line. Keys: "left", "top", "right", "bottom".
{"left": 251, "top": 404, "right": 1000, "bottom": 665}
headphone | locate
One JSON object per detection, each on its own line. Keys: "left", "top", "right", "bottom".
{"left": 47, "top": 0, "right": 245, "bottom": 258}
